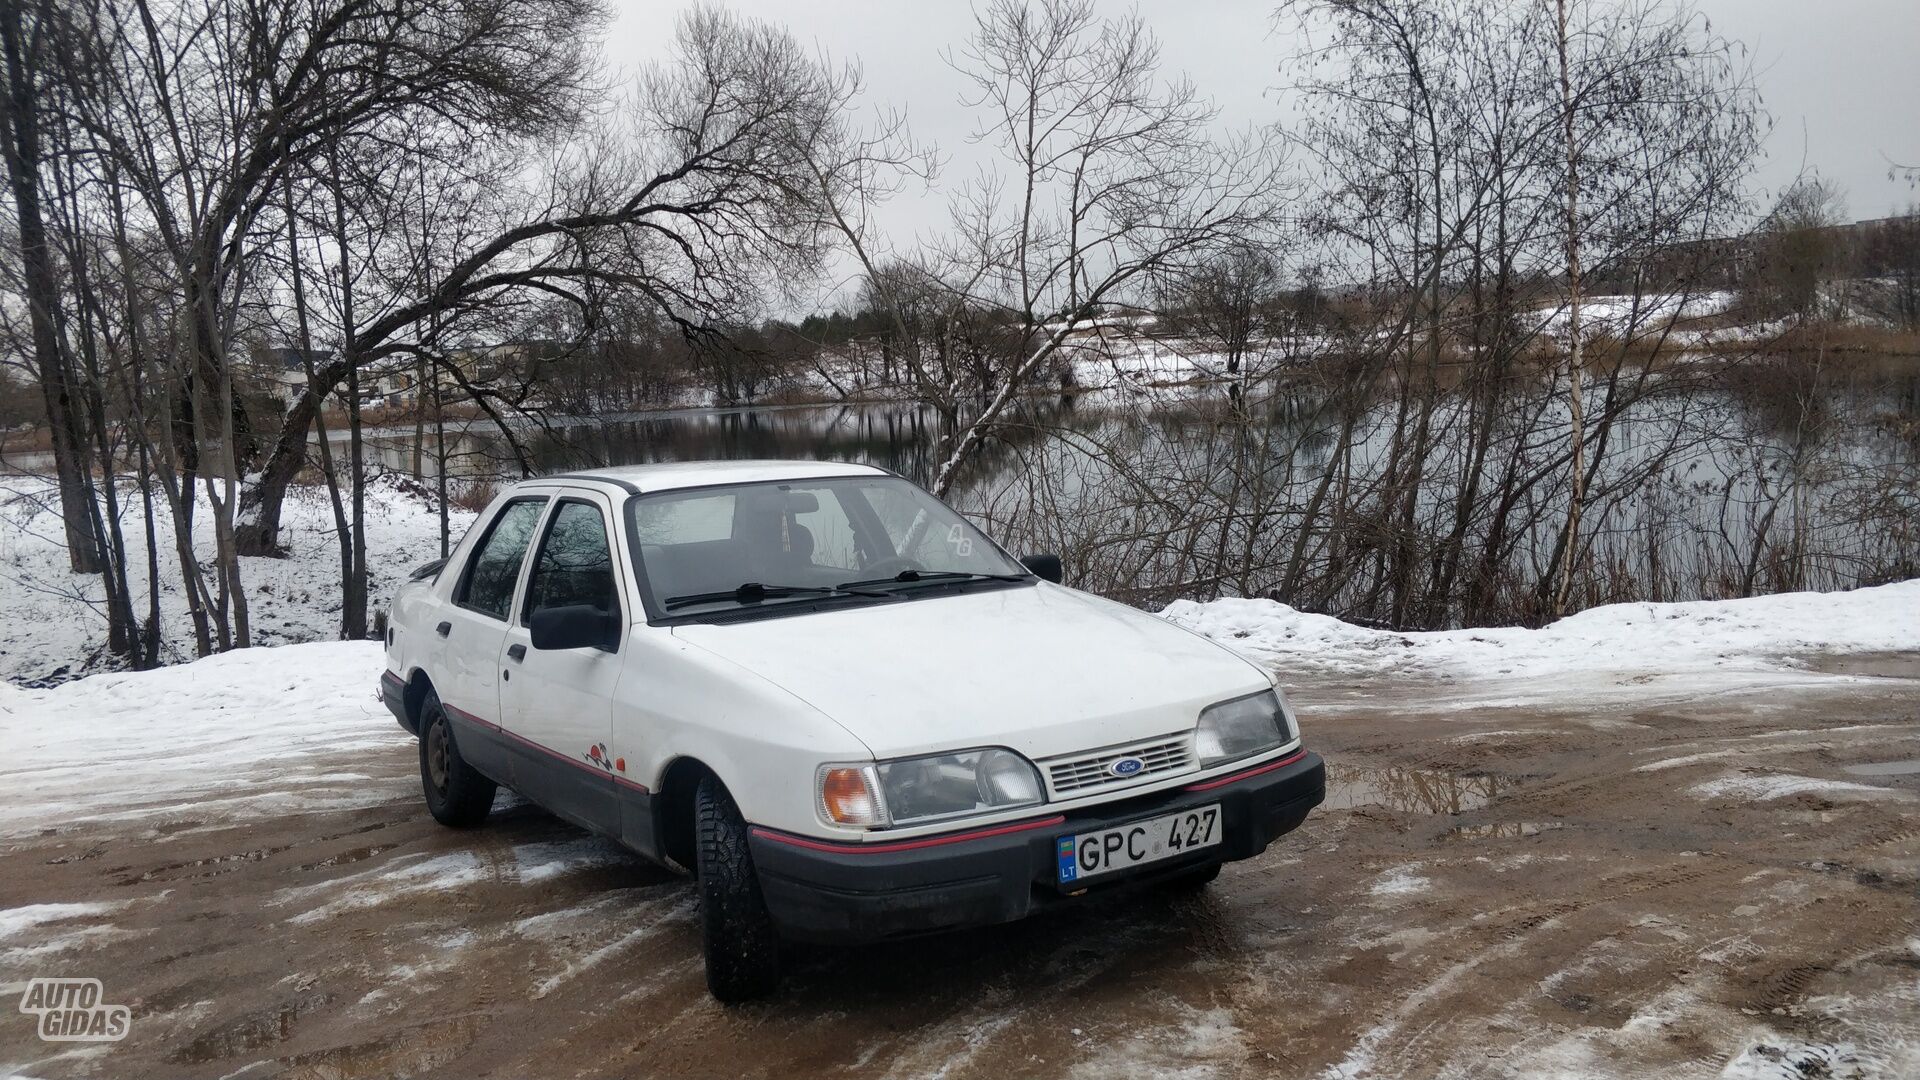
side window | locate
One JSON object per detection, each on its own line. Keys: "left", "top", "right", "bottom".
{"left": 524, "top": 501, "right": 619, "bottom": 619}
{"left": 455, "top": 498, "right": 547, "bottom": 620}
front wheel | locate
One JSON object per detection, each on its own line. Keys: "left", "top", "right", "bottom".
{"left": 694, "top": 775, "right": 782, "bottom": 1002}
{"left": 418, "top": 690, "right": 496, "bottom": 828}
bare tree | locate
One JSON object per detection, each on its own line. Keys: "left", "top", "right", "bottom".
{"left": 1156, "top": 244, "right": 1284, "bottom": 379}
{"left": 0, "top": 0, "right": 101, "bottom": 574}
{"left": 920, "top": 0, "right": 1289, "bottom": 496}
{"left": 237, "top": 6, "right": 855, "bottom": 554}
{"left": 1747, "top": 175, "right": 1849, "bottom": 323}
{"left": 1552, "top": 0, "right": 1585, "bottom": 615}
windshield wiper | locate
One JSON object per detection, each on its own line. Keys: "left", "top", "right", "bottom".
{"left": 836, "top": 569, "right": 1029, "bottom": 591}
{"left": 662, "top": 581, "right": 890, "bottom": 611}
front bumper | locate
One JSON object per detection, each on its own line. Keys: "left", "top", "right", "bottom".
{"left": 748, "top": 749, "right": 1325, "bottom": 945}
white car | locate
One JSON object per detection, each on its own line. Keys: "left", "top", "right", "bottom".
{"left": 379, "top": 460, "right": 1324, "bottom": 1000}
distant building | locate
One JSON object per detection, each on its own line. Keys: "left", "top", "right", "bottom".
{"left": 368, "top": 339, "right": 565, "bottom": 409}
{"left": 256, "top": 346, "right": 332, "bottom": 407}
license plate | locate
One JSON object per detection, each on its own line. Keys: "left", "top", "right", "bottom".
{"left": 1056, "top": 804, "right": 1222, "bottom": 884}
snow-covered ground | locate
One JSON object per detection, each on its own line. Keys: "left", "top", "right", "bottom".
{"left": 1528, "top": 290, "right": 1738, "bottom": 341}
{"left": 0, "top": 639, "right": 400, "bottom": 839}
{"left": 1164, "top": 580, "right": 1920, "bottom": 706}
{"left": 0, "top": 474, "right": 474, "bottom": 685}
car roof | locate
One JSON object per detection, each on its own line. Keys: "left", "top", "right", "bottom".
{"left": 517, "top": 459, "right": 890, "bottom": 496}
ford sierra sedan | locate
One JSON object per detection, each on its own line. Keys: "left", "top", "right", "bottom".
{"left": 379, "top": 460, "right": 1325, "bottom": 1001}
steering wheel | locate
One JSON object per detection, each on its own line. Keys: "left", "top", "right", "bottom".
{"left": 859, "top": 555, "right": 926, "bottom": 579}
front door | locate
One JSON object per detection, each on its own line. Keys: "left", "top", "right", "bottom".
{"left": 496, "top": 494, "right": 624, "bottom": 835}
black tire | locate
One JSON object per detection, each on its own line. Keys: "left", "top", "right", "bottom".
{"left": 1164, "top": 862, "right": 1222, "bottom": 891}
{"left": 694, "top": 775, "right": 782, "bottom": 1003}
{"left": 418, "top": 690, "right": 496, "bottom": 828}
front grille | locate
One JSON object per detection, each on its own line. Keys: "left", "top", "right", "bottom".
{"left": 1045, "top": 735, "right": 1194, "bottom": 796}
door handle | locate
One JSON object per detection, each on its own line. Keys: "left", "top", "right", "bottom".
{"left": 436, "top": 621, "right": 451, "bottom": 638}
{"left": 507, "top": 644, "right": 526, "bottom": 662}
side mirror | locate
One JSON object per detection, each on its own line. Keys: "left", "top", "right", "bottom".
{"left": 1021, "top": 552, "right": 1063, "bottom": 584}
{"left": 529, "top": 605, "right": 621, "bottom": 652}
{"left": 408, "top": 557, "right": 448, "bottom": 583}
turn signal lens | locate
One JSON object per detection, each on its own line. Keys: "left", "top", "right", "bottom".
{"left": 818, "top": 766, "right": 887, "bottom": 827}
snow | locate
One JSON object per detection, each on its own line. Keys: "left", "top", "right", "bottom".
{"left": 1061, "top": 1005, "right": 1246, "bottom": 1079}
{"left": 1691, "top": 773, "right": 1911, "bottom": 803}
{"left": 1368, "top": 869, "right": 1431, "bottom": 899}
{"left": 0, "top": 902, "right": 129, "bottom": 942}
{"left": 0, "top": 639, "right": 407, "bottom": 838}
{"left": 1720, "top": 1038, "right": 1868, "bottom": 1080}
{"left": 1161, "top": 581, "right": 1920, "bottom": 692}
{"left": 278, "top": 852, "right": 489, "bottom": 925}
{"left": 1530, "top": 290, "right": 1737, "bottom": 339}
{"left": 0, "top": 473, "right": 474, "bottom": 685}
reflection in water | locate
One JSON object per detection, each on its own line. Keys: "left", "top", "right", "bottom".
{"left": 1448, "top": 822, "right": 1565, "bottom": 839}
{"left": 1325, "top": 765, "right": 1501, "bottom": 814}
{"left": 351, "top": 401, "right": 983, "bottom": 486}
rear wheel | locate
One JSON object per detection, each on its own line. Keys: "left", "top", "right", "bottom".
{"left": 418, "top": 690, "right": 496, "bottom": 828}
{"left": 694, "top": 775, "right": 782, "bottom": 1002}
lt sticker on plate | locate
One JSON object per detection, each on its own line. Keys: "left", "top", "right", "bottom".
{"left": 1057, "top": 836, "right": 1080, "bottom": 883}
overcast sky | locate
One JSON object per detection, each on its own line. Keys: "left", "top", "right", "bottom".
{"left": 603, "top": 0, "right": 1919, "bottom": 299}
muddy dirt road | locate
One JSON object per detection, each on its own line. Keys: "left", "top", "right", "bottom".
{"left": 4, "top": 661, "right": 1918, "bottom": 1079}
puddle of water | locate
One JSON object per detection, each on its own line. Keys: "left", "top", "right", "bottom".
{"left": 1325, "top": 766, "right": 1501, "bottom": 815}
{"left": 1448, "top": 822, "right": 1565, "bottom": 839}
{"left": 1843, "top": 760, "right": 1920, "bottom": 777}
{"left": 123, "top": 844, "right": 295, "bottom": 884}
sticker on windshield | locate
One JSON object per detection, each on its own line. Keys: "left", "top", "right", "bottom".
{"left": 945, "top": 524, "right": 973, "bottom": 557}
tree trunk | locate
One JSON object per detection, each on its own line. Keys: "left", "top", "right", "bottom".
{"left": 1552, "top": 0, "right": 1587, "bottom": 617}
{"left": 284, "top": 187, "right": 355, "bottom": 638}
{"left": 0, "top": 0, "right": 101, "bottom": 574}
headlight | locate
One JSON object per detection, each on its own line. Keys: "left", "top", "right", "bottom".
{"left": 816, "top": 748, "right": 1042, "bottom": 828}
{"left": 1194, "top": 689, "right": 1295, "bottom": 768}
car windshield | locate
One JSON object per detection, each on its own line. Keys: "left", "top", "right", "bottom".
{"left": 625, "top": 474, "right": 1031, "bottom": 617}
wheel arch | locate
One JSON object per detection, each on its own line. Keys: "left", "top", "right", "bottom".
{"left": 654, "top": 756, "right": 723, "bottom": 873}
{"left": 402, "top": 669, "right": 435, "bottom": 735}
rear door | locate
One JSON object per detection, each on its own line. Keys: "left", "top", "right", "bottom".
{"left": 434, "top": 493, "right": 551, "bottom": 783}
{"left": 495, "top": 490, "right": 625, "bottom": 834}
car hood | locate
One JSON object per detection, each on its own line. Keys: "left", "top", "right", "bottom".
{"left": 669, "top": 582, "right": 1270, "bottom": 761}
